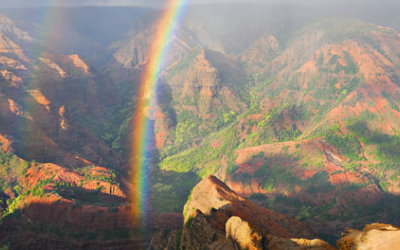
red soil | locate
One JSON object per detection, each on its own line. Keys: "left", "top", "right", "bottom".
{"left": 235, "top": 163, "right": 260, "bottom": 175}
{"left": 211, "top": 139, "right": 222, "bottom": 149}
{"left": 0, "top": 133, "right": 12, "bottom": 152}
{"left": 156, "top": 131, "right": 166, "bottom": 148}
{"left": 303, "top": 170, "right": 318, "bottom": 178}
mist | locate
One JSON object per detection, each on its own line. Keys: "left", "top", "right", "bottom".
{"left": 0, "top": 0, "right": 398, "bottom": 8}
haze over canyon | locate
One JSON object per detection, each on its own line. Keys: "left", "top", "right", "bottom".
{"left": 0, "top": 1, "right": 400, "bottom": 249}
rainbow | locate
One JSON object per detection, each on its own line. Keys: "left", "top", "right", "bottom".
{"left": 130, "top": 0, "right": 188, "bottom": 221}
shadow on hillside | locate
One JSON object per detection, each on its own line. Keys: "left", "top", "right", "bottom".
{"left": 230, "top": 151, "right": 400, "bottom": 245}
{"left": 156, "top": 80, "right": 177, "bottom": 128}
{"left": 53, "top": 186, "right": 127, "bottom": 206}
{"left": 0, "top": 190, "right": 183, "bottom": 249}
{"left": 0, "top": 76, "right": 127, "bottom": 170}
{"left": 145, "top": 132, "right": 200, "bottom": 215}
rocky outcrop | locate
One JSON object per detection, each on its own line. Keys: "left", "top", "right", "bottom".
{"left": 150, "top": 176, "right": 400, "bottom": 250}
{"left": 0, "top": 13, "right": 33, "bottom": 43}
{"left": 266, "top": 237, "right": 337, "bottom": 250}
{"left": 241, "top": 34, "right": 280, "bottom": 73}
{"left": 180, "top": 209, "right": 238, "bottom": 250}
{"left": 68, "top": 54, "right": 91, "bottom": 75}
{"left": 150, "top": 176, "right": 334, "bottom": 250}
{"left": 337, "top": 224, "right": 400, "bottom": 250}
{"left": 226, "top": 216, "right": 263, "bottom": 250}
{"left": 148, "top": 230, "right": 180, "bottom": 250}
{"left": 0, "top": 47, "right": 124, "bottom": 169}
{"left": 183, "top": 176, "right": 318, "bottom": 238}
{"left": 0, "top": 33, "right": 27, "bottom": 62}
{"left": 38, "top": 57, "right": 68, "bottom": 78}
{"left": 110, "top": 19, "right": 198, "bottom": 69}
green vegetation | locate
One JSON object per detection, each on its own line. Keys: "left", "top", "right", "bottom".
{"left": 0, "top": 150, "right": 31, "bottom": 220}
{"left": 324, "top": 126, "right": 361, "bottom": 161}
{"left": 293, "top": 18, "right": 383, "bottom": 46}
{"left": 167, "top": 48, "right": 201, "bottom": 78}
{"left": 4, "top": 16, "right": 400, "bottom": 248}
{"left": 223, "top": 111, "right": 237, "bottom": 124}
{"left": 176, "top": 229, "right": 182, "bottom": 250}
{"left": 250, "top": 159, "right": 334, "bottom": 194}
{"left": 329, "top": 54, "right": 339, "bottom": 65}
{"left": 0, "top": 243, "right": 9, "bottom": 250}
{"left": 175, "top": 121, "right": 199, "bottom": 144}
{"left": 1, "top": 178, "right": 51, "bottom": 220}
{"left": 150, "top": 171, "right": 199, "bottom": 213}
{"left": 347, "top": 120, "right": 400, "bottom": 172}
{"left": 325, "top": 52, "right": 359, "bottom": 75}
{"left": 382, "top": 91, "right": 400, "bottom": 112}
{"left": 343, "top": 52, "right": 359, "bottom": 74}
{"left": 185, "top": 216, "right": 194, "bottom": 229}
{"left": 74, "top": 100, "right": 134, "bottom": 157}
{"left": 244, "top": 104, "right": 302, "bottom": 146}
{"left": 160, "top": 127, "right": 239, "bottom": 177}
{"left": 0, "top": 150, "right": 29, "bottom": 191}
{"left": 296, "top": 199, "right": 336, "bottom": 221}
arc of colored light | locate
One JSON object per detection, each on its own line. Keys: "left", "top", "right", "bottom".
{"left": 130, "top": 0, "right": 188, "bottom": 221}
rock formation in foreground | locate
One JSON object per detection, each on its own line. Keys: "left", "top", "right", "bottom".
{"left": 337, "top": 223, "right": 400, "bottom": 250}
{"left": 149, "top": 175, "right": 335, "bottom": 250}
{"left": 149, "top": 176, "right": 400, "bottom": 250}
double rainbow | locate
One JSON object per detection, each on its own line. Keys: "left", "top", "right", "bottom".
{"left": 130, "top": 0, "right": 188, "bottom": 221}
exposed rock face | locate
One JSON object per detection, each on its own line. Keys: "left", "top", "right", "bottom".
{"left": 38, "top": 57, "right": 68, "bottom": 78}
{"left": 0, "top": 50, "right": 123, "bottom": 169}
{"left": 153, "top": 47, "right": 248, "bottom": 147}
{"left": 2, "top": 8, "right": 400, "bottom": 250}
{"left": 110, "top": 19, "right": 198, "bottom": 69}
{"left": 180, "top": 210, "right": 238, "bottom": 250}
{"left": 0, "top": 33, "right": 27, "bottom": 62}
{"left": 0, "top": 55, "right": 26, "bottom": 69}
{"left": 183, "top": 176, "right": 318, "bottom": 239}
{"left": 226, "top": 216, "right": 263, "bottom": 250}
{"left": 0, "top": 13, "right": 34, "bottom": 43}
{"left": 0, "top": 150, "right": 182, "bottom": 250}
{"left": 148, "top": 230, "right": 181, "bottom": 250}
{"left": 337, "top": 224, "right": 400, "bottom": 250}
{"left": 149, "top": 176, "right": 400, "bottom": 250}
{"left": 68, "top": 54, "right": 91, "bottom": 74}
{"left": 151, "top": 176, "right": 400, "bottom": 250}
{"left": 58, "top": 105, "right": 69, "bottom": 131}
{"left": 149, "top": 176, "right": 335, "bottom": 250}
{"left": 241, "top": 34, "right": 280, "bottom": 73}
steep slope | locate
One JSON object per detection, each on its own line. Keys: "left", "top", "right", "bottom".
{"left": 0, "top": 13, "right": 33, "bottom": 44}
{"left": 110, "top": 18, "right": 199, "bottom": 69}
{"left": 155, "top": 18, "right": 400, "bottom": 240}
{"left": 0, "top": 128, "right": 184, "bottom": 249}
{"left": 0, "top": 52, "right": 124, "bottom": 169}
{"left": 2, "top": 6, "right": 400, "bottom": 249}
{"left": 157, "top": 47, "right": 248, "bottom": 148}
{"left": 0, "top": 14, "right": 128, "bottom": 204}
{"left": 150, "top": 175, "right": 335, "bottom": 250}
{"left": 233, "top": 20, "right": 400, "bottom": 238}
{"left": 149, "top": 176, "right": 400, "bottom": 249}
{"left": 0, "top": 13, "right": 125, "bottom": 169}
{"left": 0, "top": 13, "right": 183, "bottom": 249}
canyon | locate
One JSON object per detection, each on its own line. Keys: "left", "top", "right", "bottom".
{"left": 0, "top": 3, "right": 400, "bottom": 249}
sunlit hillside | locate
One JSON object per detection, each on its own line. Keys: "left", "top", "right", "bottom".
{"left": 0, "top": 2, "right": 400, "bottom": 249}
